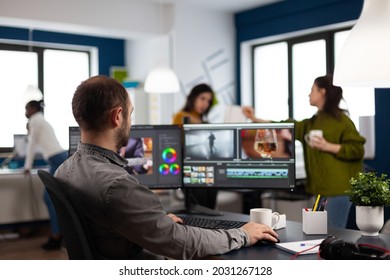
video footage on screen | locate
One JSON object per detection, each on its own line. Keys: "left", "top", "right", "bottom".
{"left": 184, "top": 129, "right": 235, "bottom": 160}
{"left": 119, "top": 137, "right": 153, "bottom": 176}
{"left": 240, "top": 128, "right": 293, "bottom": 161}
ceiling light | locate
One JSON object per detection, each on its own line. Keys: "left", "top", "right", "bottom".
{"left": 144, "top": 65, "right": 180, "bottom": 94}
{"left": 143, "top": 1, "right": 180, "bottom": 94}
{"left": 333, "top": 0, "right": 390, "bottom": 88}
{"left": 24, "top": 84, "right": 43, "bottom": 103}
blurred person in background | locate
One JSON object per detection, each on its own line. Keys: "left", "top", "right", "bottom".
{"left": 172, "top": 83, "right": 217, "bottom": 209}
{"left": 24, "top": 100, "right": 68, "bottom": 250}
{"left": 242, "top": 75, "right": 365, "bottom": 228}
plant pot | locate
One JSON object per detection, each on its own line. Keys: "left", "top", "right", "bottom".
{"left": 355, "top": 206, "right": 384, "bottom": 236}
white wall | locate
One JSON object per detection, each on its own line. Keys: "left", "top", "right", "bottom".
{"left": 0, "top": 0, "right": 161, "bottom": 39}
{"left": 126, "top": 33, "right": 173, "bottom": 124}
{"left": 174, "top": 4, "right": 236, "bottom": 111}
{"left": 1, "top": 0, "right": 237, "bottom": 125}
{"left": 126, "top": 36, "right": 171, "bottom": 82}
{"left": 126, "top": 4, "right": 236, "bottom": 124}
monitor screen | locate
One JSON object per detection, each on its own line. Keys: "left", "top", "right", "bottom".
{"left": 182, "top": 122, "right": 295, "bottom": 190}
{"left": 68, "top": 125, "right": 183, "bottom": 189}
{"left": 13, "top": 134, "right": 44, "bottom": 159}
{"left": 8, "top": 134, "right": 46, "bottom": 169}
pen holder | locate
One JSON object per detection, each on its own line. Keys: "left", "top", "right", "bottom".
{"left": 302, "top": 209, "right": 327, "bottom": 235}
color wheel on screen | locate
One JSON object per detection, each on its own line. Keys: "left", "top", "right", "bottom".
{"left": 169, "top": 164, "right": 180, "bottom": 175}
{"left": 159, "top": 164, "right": 170, "bottom": 175}
{"left": 162, "top": 147, "right": 177, "bottom": 163}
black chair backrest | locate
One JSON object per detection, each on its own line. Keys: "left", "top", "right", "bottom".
{"left": 37, "top": 169, "right": 102, "bottom": 260}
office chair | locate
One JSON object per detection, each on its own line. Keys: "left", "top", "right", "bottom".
{"left": 37, "top": 170, "right": 104, "bottom": 260}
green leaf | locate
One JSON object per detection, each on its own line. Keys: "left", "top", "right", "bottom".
{"left": 346, "top": 172, "right": 390, "bottom": 206}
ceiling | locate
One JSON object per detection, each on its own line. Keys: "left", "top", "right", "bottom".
{"left": 135, "top": 0, "right": 282, "bottom": 13}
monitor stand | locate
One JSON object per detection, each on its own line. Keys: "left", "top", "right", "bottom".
{"left": 167, "top": 189, "right": 223, "bottom": 216}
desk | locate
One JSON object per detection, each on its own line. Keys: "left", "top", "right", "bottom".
{"left": 0, "top": 169, "right": 49, "bottom": 226}
{"left": 186, "top": 212, "right": 390, "bottom": 260}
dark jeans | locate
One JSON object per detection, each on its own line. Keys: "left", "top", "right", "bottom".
{"left": 44, "top": 151, "right": 68, "bottom": 235}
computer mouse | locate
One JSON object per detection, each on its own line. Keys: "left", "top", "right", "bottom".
{"left": 253, "top": 237, "right": 280, "bottom": 246}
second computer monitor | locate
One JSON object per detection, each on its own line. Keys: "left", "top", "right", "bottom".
{"left": 68, "top": 125, "right": 183, "bottom": 189}
{"left": 182, "top": 122, "right": 295, "bottom": 190}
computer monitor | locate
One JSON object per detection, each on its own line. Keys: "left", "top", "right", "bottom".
{"left": 68, "top": 125, "right": 183, "bottom": 189}
{"left": 3, "top": 134, "right": 47, "bottom": 169}
{"left": 13, "top": 134, "right": 44, "bottom": 159}
{"left": 182, "top": 122, "right": 295, "bottom": 191}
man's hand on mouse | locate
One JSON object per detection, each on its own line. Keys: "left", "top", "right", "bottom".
{"left": 241, "top": 222, "right": 279, "bottom": 245}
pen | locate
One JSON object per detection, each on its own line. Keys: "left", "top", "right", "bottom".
{"left": 312, "top": 194, "right": 321, "bottom": 212}
{"left": 318, "top": 197, "right": 328, "bottom": 211}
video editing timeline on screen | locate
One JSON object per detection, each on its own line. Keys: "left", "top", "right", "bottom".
{"left": 182, "top": 123, "right": 296, "bottom": 190}
{"left": 68, "top": 125, "right": 183, "bottom": 189}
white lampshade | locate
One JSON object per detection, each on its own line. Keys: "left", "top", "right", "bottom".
{"left": 24, "top": 84, "right": 43, "bottom": 103}
{"left": 333, "top": 0, "right": 390, "bottom": 88}
{"left": 144, "top": 66, "right": 180, "bottom": 94}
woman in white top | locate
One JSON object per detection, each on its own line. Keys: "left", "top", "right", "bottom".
{"left": 24, "top": 100, "right": 68, "bottom": 250}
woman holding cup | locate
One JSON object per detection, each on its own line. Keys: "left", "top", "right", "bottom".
{"left": 242, "top": 75, "right": 365, "bottom": 229}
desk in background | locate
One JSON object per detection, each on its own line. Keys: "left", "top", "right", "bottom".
{"left": 0, "top": 169, "right": 49, "bottom": 226}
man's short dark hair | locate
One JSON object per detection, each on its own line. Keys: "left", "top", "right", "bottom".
{"left": 72, "top": 75, "right": 129, "bottom": 131}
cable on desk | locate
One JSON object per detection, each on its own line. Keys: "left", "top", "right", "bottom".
{"left": 289, "top": 243, "right": 321, "bottom": 260}
{"left": 0, "top": 151, "right": 16, "bottom": 169}
{"left": 357, "top": 243, "right": 390, "bottom": 257}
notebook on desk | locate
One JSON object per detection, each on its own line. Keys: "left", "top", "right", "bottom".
{"left": 275, "top": 239, "right": 324, "bottom": 255}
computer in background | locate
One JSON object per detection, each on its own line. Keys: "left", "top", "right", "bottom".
{"left": 68, "top": 125, "right": 183, "bottom": 189}
{"left": 207, "top": 104, "right": 248, "bottom": 124}
{"left": 223, "top": 105, "right": 248, "bottom": 123}
{"left": 14, "top": 134, "right": 45, "bottom": 158}
{"left": 181, "top": 122, "right": 296, "bottom": 216}
{"left": 1, "top": 134, "right": 47, "bottom": 169}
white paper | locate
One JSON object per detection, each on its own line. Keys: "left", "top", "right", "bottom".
{"left": 275, "top": 239, "right": 325, "bottom": 255}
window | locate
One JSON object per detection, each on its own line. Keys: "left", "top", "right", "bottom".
{"left": 44, "top": 49, "right": 89, "bottom": 148}
{"left": 292, "top": 39, "right": 326, "bottom": 121}
{"left": 0, "top": 43, "right": 91, "bottom": 150}
{"left": 252, "top": 28, "right": 375, "bottom": 128}
{"left": 0, "top": 49, "right": 39, "bottom": 147}
{"left": 253, "top": 42, "right": 288, "bottom": 120}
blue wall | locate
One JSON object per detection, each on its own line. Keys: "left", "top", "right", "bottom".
{"left": 0, "top": 26, "right": 125, "bottom": 75}
{"left": 235, "top": 0, "right": 390, "bottom": 175}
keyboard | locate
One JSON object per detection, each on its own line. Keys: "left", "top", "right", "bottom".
{"left": 181, "top": 216, "right": 247, "bottom": 230}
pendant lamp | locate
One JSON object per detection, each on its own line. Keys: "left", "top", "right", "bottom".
{"left": 24, "top": 84, "right": 43, "bottom": 103}
{"left": 24, "top": 29, "right": 44, "bottom": 103}
{"left": 143, "top": 1, "right": 180, "bottom": 94}
{"left": 144, "top": 63, "right": 180, "bottom": 94}
{"left": 333, "top": 0, "right": 390, "bottom": 88}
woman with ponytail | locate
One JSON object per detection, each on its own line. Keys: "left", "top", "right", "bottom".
{"left": 243, "top": 75, "right": 366, "bottom": 228}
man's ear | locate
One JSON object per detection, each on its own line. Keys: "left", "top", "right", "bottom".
{"left": 110, "top": 107, "right": 123, "bottom": 128}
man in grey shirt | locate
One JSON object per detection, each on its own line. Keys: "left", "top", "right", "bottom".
{"left": 55, "top": 75, "right": 278, "bottom": 260}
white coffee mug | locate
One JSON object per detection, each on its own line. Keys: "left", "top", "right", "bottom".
{"left": 250, "top": 208, "right": 280, "bottom": 229}
{"left": 304, "top": 129, "right": 323, "bottom": 145}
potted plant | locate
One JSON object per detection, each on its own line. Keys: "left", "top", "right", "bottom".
{"left": 346, "top": 172, "right": 390, "bottom": 236}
